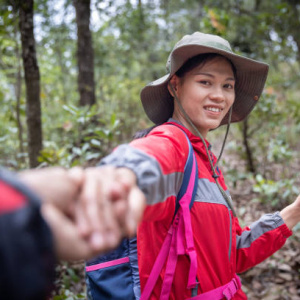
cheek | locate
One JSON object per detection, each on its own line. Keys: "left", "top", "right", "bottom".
{"left": 183, "top": 86, "right": 200, "bottom": 104}
{"left": 229, "top": 94, "right": 235, "bottom": 106}
{"left": 178, "top": 89, "right": 194, "bottom": 108}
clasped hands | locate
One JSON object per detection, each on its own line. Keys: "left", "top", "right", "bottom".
{"left": 19, "top": 166, "right": 145, "bottom": 261}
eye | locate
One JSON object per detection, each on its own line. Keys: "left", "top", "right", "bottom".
{"left": 199, "top": 80, "right": 210, "bottom": 86}
{"left": 224, "top": 83, "right": 234, "bottom": 89}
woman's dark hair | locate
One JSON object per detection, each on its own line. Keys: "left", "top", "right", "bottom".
{"left": 175, "top": 53, "right": 237, "bottom": 79}
{"left": 133, "top": 124, "right": 161, "bottom": 139}
{"left": 133, "top": 53, "right": 237, "bottom": 139}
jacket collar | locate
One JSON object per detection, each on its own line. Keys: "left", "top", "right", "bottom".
{"left": 166, "top": 119, "right": 219, "bottom": 174}
{"left": 167, "top": 118, "right": 212, "bottom": 150}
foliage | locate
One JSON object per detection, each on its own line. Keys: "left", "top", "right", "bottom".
{"left": 0, "top": 0, "right": 299, "bottom": 298}
{"left": 223, "top": 166, "right": 251, "bottom": 189}
{"left": 1, "top": 0, "right": 299, "bottom": 172}
{"left": 39, "top": 103, "right": 123, "bottom": 167}
{"left": 52, "top": 262, "right": 86, "bottom": 300}
{"left": 253, "top": 174, "right": 299, "bottom": 209}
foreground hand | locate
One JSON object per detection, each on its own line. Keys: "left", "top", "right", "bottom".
{"left": 76, "top": 166, "right": 146, "bottom": 252}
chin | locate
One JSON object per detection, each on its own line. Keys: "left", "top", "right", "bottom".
{"left": 210, "top": 123, "right": 220, "bottom": 130}
{"left": 203, "top": 122, "right": 221, "bottom": 132}
{"left": 192, "top": 119, "right": 221, "bottom": 135}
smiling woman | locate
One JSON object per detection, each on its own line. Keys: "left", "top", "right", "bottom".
{"left": 169, "top": 54, "right": 236, "bottom": 137}
{"left": 85, "top": 32, "right": 300, "bottom": 300}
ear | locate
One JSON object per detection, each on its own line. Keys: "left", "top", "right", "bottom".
{"left": 168, "top": 75, "right": 180, "bottom": 97}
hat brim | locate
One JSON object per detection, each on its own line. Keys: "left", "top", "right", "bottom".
{"left": 140, "top": 44, "right": 269, "bottom": 126}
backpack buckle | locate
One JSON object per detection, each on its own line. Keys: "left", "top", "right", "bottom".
{"left": 186, "top": 246, "right": 195, "bottom": 254}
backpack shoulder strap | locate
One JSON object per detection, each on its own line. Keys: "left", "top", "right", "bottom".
{"left": 164, "top": 122, "right": 198, "bottom": 214}
{"left": 176, "top": 131, "right": 198, "bottom": 213}
{"left": 141, "top": 121, "right": 198, "bottom": 213}
{"left": 140, "top": 123, "right": 198, "bottom": 300}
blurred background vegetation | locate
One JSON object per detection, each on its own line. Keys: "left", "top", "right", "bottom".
{"left": 0, "top": 0, "right": 299, "bottom": 298}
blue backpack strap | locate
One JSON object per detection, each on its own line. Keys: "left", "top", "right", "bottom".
{"left": 166, "top": 125, "right": 198, "bottom": 214}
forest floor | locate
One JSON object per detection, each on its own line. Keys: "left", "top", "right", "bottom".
{"left": 53, "top": 143, "right": 300, "bottom": 300}
{"left": 232, "top": 180, "right": 300, "bottom": 299}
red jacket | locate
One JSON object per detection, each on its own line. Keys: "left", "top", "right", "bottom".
{"left": 101, "top": 121, "right": 292, "bottom": 299}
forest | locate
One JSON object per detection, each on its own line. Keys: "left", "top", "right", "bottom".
{"left": 0, "top": 0, "right": 299, "bottom": 299}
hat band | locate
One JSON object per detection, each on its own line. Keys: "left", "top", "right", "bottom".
{"left": 200, "top": 41, "right": 233, "bottom": 53}
{"left": 166, "top": 41, "right": 234, "bottom": 72}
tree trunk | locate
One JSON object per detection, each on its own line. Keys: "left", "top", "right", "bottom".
{"left": 54, "top": 39, "right": 68, "bottom": 103}
{"left": 242, "top": 119, "right": 256, "bottom": 174}
{"left": 9, "top": 7, "right": 26, "bottom": 163}
{"left": 73, "top": 0, "right": 96, "bottom": 106}
{"left": 19, "top": 0, "right": 43, "bottom": 168}
{"left": 14, "top": 31, "right": 25, "bottom": 159}
{"left": 287, "top": 0, "right": 300, "bottom": 63}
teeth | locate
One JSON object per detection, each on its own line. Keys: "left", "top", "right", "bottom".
{"left": 205, "top": 107, "right": 222, "bottom": 112}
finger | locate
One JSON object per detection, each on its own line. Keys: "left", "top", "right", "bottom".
{"left": 42, "top": 203, "right": 92, "bottom": 261}
{"left": 112, "top": 199, "right": 128, "bottom": 223}
{"left": 76, "top": 168, "right": 105, "bottom": 245}
{"left": 66, "top": 167, "right": 84, "bottom": 218}
{"left": 115, "top": 168, "right": 136, "bottom": 191}
{"left": 125, "top": 187, "right": 146, "bottom": 237}
{"left": 75, "top": 199, "right": 92, "bottom": 238}
{"left": 89, "top": 176, "right": 122, "bottom": 251}
{"left": 109, "top": 180, "right": 130, "bottom": 228}
{"left": 112, "top": 168, "right": 137, "bottom": 233}
{"left": 81, "top": 168, "right": 103, "bottom": 230}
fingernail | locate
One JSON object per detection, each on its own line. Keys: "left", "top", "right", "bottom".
{"left": 90, "top": 232, "right": 104, "bottom": 249}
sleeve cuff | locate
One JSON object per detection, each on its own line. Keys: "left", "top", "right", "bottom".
{"left": 273, "top": 211, "right": 293, "bottom": 238}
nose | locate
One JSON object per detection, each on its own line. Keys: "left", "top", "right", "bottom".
{"left": 208, "top": 86, "right": 225, "bottom": 102}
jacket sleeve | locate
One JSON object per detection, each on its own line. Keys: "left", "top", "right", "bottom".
{"left": 0, "top": 168, "right": 56, "bottom": 300}
{"left": 100, "top": 125, "right": 190, "bottom": 221}
{"left": 235, "top": 212, "right": 292, "bottom": 273}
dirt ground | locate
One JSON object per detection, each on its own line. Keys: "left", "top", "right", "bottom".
{"left": 233, "top": 184, "right": 300, "bottom": 300}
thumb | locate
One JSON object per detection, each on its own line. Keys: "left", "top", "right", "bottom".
{"left": 42, "top": 203, "right": 92, "bottom": 261}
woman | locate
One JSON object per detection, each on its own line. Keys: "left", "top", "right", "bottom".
{"left": 86, "top": 32, "right": 300, "bottom": 299}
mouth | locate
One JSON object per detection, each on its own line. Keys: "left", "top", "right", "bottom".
{"left": 204, "top": 106, "right": 223, "bottom": 113}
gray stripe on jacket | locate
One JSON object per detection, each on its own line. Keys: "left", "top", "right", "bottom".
{"left": 100, "top": 144, "right": 184, "bottom": 205}
{"left": 236, "top": 212, "right": 284, "bottom": 249}
{"left": 194, "top": 178, "right": 232, "bottom": 209}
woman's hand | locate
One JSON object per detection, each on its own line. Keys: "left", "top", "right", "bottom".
{"left": 280, "top": 194, "right": 300, "bottom": 230}
{"left": 76, "top": 166, "right": 146, "bottom": 252}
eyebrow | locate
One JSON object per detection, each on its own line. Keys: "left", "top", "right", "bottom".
{"left": 194, "top": 72, "right": 235, "bottom": 81}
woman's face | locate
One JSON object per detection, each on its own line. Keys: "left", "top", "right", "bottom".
{"left": 170, "top": 56, "right": 236, "bottom": 138}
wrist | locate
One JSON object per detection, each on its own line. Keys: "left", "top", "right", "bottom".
{"left": 280, "top": 202, "right": 300, "bottom": 230}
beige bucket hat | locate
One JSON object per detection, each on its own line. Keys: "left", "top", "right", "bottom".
{"left": 140, "top": 32, "right": 269, "bottom": 126}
